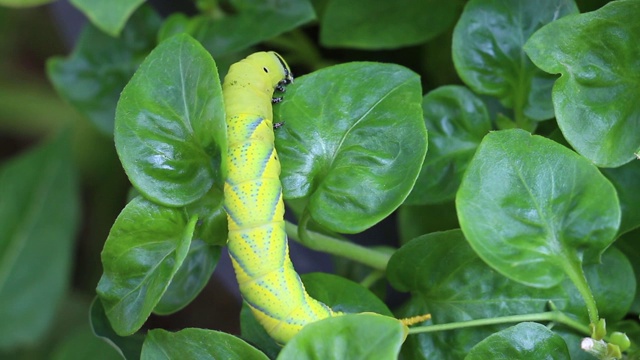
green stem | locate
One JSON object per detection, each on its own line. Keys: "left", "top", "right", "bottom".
{"left": 563, "top": 257, "right": 599, "bottom": 325}
{"left": 285, "top": 214, "right": 390, "bottom": 271}
{"left": 407, "top": 310, "right": 590, "bottom": 336}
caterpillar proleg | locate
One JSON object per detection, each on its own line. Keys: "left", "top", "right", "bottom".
{"left": 222, "top": 52, "right": 430, "bottom": 344}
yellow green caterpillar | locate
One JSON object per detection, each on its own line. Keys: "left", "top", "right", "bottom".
{"left": 222, "top": 52, "right": 429, "bottom": 344}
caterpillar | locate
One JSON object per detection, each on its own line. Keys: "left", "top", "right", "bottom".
{"left": 222, "top": 52, "right": 429, "bottom": 344}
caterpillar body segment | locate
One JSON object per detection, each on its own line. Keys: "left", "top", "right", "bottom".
{"left": 222, "top": 52, "right": 337, "bottom": 344}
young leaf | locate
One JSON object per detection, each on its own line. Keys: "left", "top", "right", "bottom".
{"left": 70, "top": 0, "right": 146, "bottom": 37}
{"left": 115, "top": 34, "right": 225, "bottom": 207}
{"left": 47, "top": 5, "right": 161, "bottom": 135}
{"left": 524, "top": 0, "right": 640, "bottom": 167}
{"left": 452, "top": 0, "right": 578, "bottom": 122}
{"left": 277, "top": 314, "right": 406, "bottom": 360}
{"left": 406, "top": 86, "right": 491, "bottom": 205}
{"left": 96, "top": 197, "right": 196, "bottom": 335}
{"left": 0, "top": 132, "right": 79, "bottom": 350}
{"left": 141, "top": 328, "right": 268, "bottom": 360}
{"left": 465, "top": 322, "right": 570, "bottom": 359}
{"left": 456, "top": 129, "right": 620, "bottom": 288}
{"left": 320, "top": 0, "right": 461, "bottom": 49}
{"left": 275, "top": 62, "right": 426, "bottom": 233}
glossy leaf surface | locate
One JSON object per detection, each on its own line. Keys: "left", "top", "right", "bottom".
{"left": 115, "top": 34, "right": 225, "bottom": 207}
{"left": 456, "top": 129, "right": 620, "bottom": 287}
{"left": 465, "top": 322, "right": 570, "bottom": 359}
{"left": 453, "top": 0, "right": 578, "bottom": 121}
{"left": 276, "top": 62, "right": 426, "bottom": 233}
{"left": 96, "top": 197, "right": 195, "bottom": 335}
{"left": 525, "top": 0, "right": 640, "bottom": 167}
{"left": 142, "top": 328, "right": 268, "bottom": 360}
{"left": 406, "top": 86, "right": 491, "bottom": 205}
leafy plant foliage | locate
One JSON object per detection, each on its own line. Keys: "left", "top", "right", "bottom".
{"left": 1, "top": 0, "right": 638, "bottom": 359}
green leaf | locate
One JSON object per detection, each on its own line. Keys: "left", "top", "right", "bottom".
{"left": 47, "top": 5, "right": 161, "bottom": 135}
{"left": 96, "top": 197, "right": 196, "bottom": 335}
{"left": 456, "top": 129, "right": 620, "bottom": 288}
{"left": 320, "top": 0, "right": 461, "bottom": 49}
{"left": 615, "top": 229, "right": 640, "bottom": 314}
{"left": 601, "top": 160, "right": 640, "bottom": 235}
{"left": 70, "top": 0, "right": 146, "bottom": 37}
{"left": 186, "top": 187, "right": 228, "bottom": 247}
{"left": 465, "top": 322, "right": 570, "bottom": 359}
{"left": 0, "top": 132, "right": 79, "bottom": 349}
{"left": 153, "top": 239, "right": 221, "bottom": 315}
{"left": 90, "top": 298, "right": 145, "bottom": 360}
{"left": 115, "top": 33, "right": 225, "bottom": 207}
{"left": 275, "top": 62, "right": 426, "bottom": 233}
{"left": 397, "top": 203, "right": 459, "bottom": 244}
{"left": 524, "top": 0, "right": 640, "bottom": 167}
{"left": 277, "top": 314, "right": 406, "bottom": 360}
{"left": 141, "top": 328, "right": 269, "bottom": 360}
{"left": 240, "top": 303, "right": 282, "bottom": 359}
{"left": 0, "top": 0, "right": 55, "bottom": 7}
{"left": 388, "top": 230, "right": 568, "bottom": 359}
{"left": 240, "top": 272, "right": 394, "bottom": 357}
{"left": 406, "top": 86, "right": 491, "bottom": 205}
{"left": 52, "top": 324, "right": 122, "bottom": 360}
{"left": 301, "top": 273, "right": 393, "bottom": 316}
{"left": 159, "top": 0, "right": 315, "bottom": 57}
{"left": 452, "top": 0, "right": 578, "bottom": 122}
{"left": 562, "top": 246, "right": 636, "bottom": 323}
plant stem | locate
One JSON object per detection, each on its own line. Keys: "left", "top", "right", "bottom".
{"left": 285, "top": 215, "right": 391, "bottom": 271}
{"left": 360, "top": 271, "right": 384, "bottom": 289}
{"left": 563, "top": 256, "right": 599, "bottom": 325}
{"left": 407, "top": 310, "right": 591, "bottom": 335}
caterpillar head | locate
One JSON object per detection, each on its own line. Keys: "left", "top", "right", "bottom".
{"left": 268, "top": 51, "right": 294, "bottom": 87}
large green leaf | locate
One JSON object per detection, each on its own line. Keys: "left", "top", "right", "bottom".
{"left": 465, "top": 322, "right": 570, "bottom": 359}
{"left": 96, "top": 197, "right": 196, "bottom": 335}
{"left": 452, "top": 0, "right": 578, "bottom": 122}
{"left": 275, "top": 62, "right": 426, "bottom": 233}
{"left": 47, "top": 5, "right": 160, "bottom": 135}
{"left": 141, "top": 328, "right": 268, "bottom": 360}
{"left": 115, "top": 34, "right": 225, "bottom": 207}
{"left": 388, "top": 230, "right": 569, "bottom": 359}
{"left": 406, "top": 86, "right": 491, "bottom": 205}
{"left": 159, "top": 0, "right": 315, "bottom": 57}
{"left": 601, "top": 160, "right": 640, "bottom": 235}
{"left": 524, "top": 0, "right": 640, "bottom": 167}
{"left": 277, "top": 314, "right": 406, "bottom": 360}
{"left": 0, "top": 133, "right": 79, "bottom": 349}
{"left": 456, "top": 129, "right": 620, "bottom": 288}
{"left": 70, "top": 0, "right": 146, "bottom": 37}
{"left": 320, "top": 0, "right": 461, "bottom": 49}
